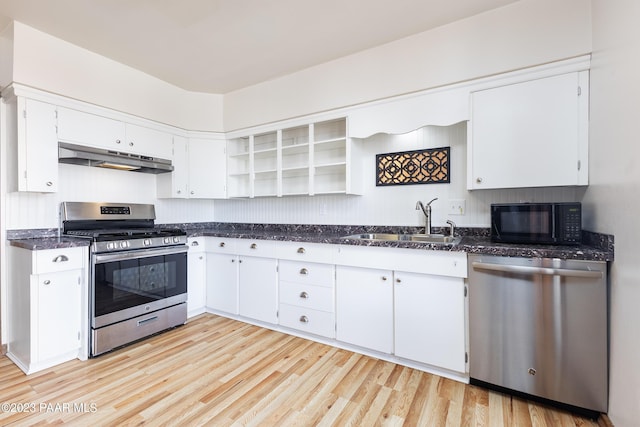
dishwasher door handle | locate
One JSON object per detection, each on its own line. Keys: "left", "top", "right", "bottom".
{"left": 471, "top": 261, "right": 603, "bottom": 279}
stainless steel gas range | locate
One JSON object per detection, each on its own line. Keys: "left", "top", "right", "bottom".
{"left": 62, "top": 202, "right": 188, "bottom": 357}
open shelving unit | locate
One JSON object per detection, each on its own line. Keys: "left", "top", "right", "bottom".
{"left": 226, "top": 117, "right": 362, "bottom": 198}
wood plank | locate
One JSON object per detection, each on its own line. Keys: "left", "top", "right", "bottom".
{"left": 0, "top": 314, "right": 608, "bottom": 426}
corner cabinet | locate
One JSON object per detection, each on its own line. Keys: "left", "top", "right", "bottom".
{"left": 226, "top": 117, "right": 363, "bottom": 198}
{"left": 157, "top": 135, "right": 227, "bottom": 199}
{"left": 7, "top": 246, "right": 88, "bottom": 374}
{"left": 467, "top": 71, "right": 589, "bottom": 190}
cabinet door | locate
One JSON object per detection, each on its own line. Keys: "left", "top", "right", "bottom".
{"left": 187, "top": 247, "right": 207, "bottom": 317}
{"left": 468, "top": 72, "right": 588, "bottom": 189}
{"left": 188, "top": 138, "right": 227, "bottom": 198}
{"left": 394, "top": 272, "right": 466, "bottom": 372}
{"left": 18, "top": 98, "right": 58, "bottom": 192}
{"left": 125, "top": 123, "right": 173, "bottom": 159}
{"left": 206, "top": 253, "right": 239, "bottom": 315}
{"left": 157, "top": 135, "right": 189, "bottom": 198}
{"left": 336, "top": 265, "right": 393, "bottom": 353}
{"left": 238, "top": 256, "right": 278, "bottom": 323}
{"left": 36, "top": 270, "right": 82, "bottom": 361}
{"left": 57, "top": 107, "right": 126, "bottom": 150}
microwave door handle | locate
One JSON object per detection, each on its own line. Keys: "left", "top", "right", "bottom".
{"left": 471, "top": 261, "right": 603, "bottom": 279}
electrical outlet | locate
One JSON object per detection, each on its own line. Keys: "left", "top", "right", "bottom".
{"left": 448, "top": 199, "right": 466, "bottom": 215}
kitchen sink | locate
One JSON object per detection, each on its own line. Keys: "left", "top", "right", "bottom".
{"left": 341, "top": 233, "right": 460, "bottom": 245}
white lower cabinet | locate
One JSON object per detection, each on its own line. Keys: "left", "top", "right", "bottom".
{"left": 7, "top": 246, "right": 87, "bottom": 374}
{"left": 394, "top": 272, "right": 466, "bottom": 373}
{"left": 239, "top": 256, "right": 278, "bottom": 324}
{"left": 206, "top": 253, "right": 239, "bottom": 315}
{"left": 335, "top": 265, "right": 394, "bottom": 354}
{"left": 187, "top": 237, "right": 207, "bottom": 317}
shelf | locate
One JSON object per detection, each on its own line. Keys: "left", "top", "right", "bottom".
{"left": 314, "top": 136, "right": 346, "bottom": 146}
{"left": 228, "top": 151, "right": 249, "bottom": 158}
{"left": 282, "top": 165, "right": 309, "bottom": 174}
{"left": 254, "top": 147, "right": 278, "bottom": 156}
{"left": 255, "top": 169, "right": 277, "bottom": 175}
{"left": 281, "top": 143, "right": 309, "bottom": 155}
{"left": 228, "top": 172, "right": 250, "bottom": 177}
{"left": 314, "top": 162, "right": 347, "bottom": 171}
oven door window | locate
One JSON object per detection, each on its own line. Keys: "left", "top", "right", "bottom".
{"left": 94, "top": 252, "right": 186, "bottom": 317}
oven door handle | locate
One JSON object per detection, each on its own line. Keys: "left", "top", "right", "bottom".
{"left": 94, "top": 245, "right": 188, "bottom": 264}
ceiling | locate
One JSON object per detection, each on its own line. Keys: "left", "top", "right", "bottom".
{"left": 0, "top": 0, "right": 520, "bottom": 94}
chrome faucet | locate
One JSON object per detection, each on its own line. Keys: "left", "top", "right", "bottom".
{"left": 416, "top": 197, "right": 438, "bottom": 235}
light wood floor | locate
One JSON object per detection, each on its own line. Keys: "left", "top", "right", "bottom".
{"left": 0, "top": 314, "right": 610, "bottom": 426}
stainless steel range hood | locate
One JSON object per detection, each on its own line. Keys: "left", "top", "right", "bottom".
{"left": 58, "top": 142, "right": 173, "bottom": 174}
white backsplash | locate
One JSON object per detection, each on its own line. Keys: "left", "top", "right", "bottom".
{"left": 4, "top": 164, "right": 215, "bottom": 229}
{"left": 5, "top": 123, "right": 586, "bottom": 230}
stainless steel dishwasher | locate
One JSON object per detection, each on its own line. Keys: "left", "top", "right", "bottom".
{"left": 468, "top": 255, "right": 608, "bottom": 417}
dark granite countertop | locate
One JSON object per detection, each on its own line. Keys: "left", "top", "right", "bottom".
{"left": 8, "top": 236, "right": 91, "bottom": 251}
{"left": 7, "top": 223, "right": 614, "bottom": 261}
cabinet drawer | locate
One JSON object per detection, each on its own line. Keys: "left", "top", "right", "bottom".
{"left": 279, "top": 260, "right": 334, "bottom": 287}
{"left": 276, "top": 241, "right": 335, "bottom": 263}
{"left": 205, "top": 237, "right": 238, "bottom": 253}
{"left": 279, "top": 281, "right": 334, "bottom": 312}
{"left": 279, "top": 304, "right": 335, "bottom": 338}
{"left": 235, "top": 239, "right": 278, "bottom": 257}
{"left": 34, "top": 248, "right": 84, "bottom": 273}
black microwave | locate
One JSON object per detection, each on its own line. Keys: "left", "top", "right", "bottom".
{"left": 490, "top": 202, "right": 582, "bottom": 245}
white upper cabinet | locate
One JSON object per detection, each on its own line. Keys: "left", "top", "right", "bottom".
{"left": 57, "top": 107, "right": 173, "bottom": 159}
{"left": 8, "top": 97, "right": 59, "bottom": 192}
{"left": 158, "top": 135, "right": 227, "bottom": 199}
{"left": 467, "top": 71, "right": 589, "bottom": 190}
{"left": 227, "top": 117, "right": 362, "bottom": 198}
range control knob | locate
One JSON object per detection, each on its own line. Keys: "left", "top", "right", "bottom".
{"left": 120, "top": 241, "right": 129, "bottom": 249}
{"left": 173, "top": 236, "right": 181, "bottom": 243}
{"left": 143, "top": 239, "right": 152, "bottom": 246}
{"left": 107, "top": 242, "right": 116, "bottom": 250}
{"left": 163, "top": 237, "right": 171, "bottom": 244}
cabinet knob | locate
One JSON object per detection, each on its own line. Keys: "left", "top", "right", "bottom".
{"left": 238, "top": 259, "right": 242, "bottom": 263}
{"left": 476, "top": 177, "right": 483, "bottom": 183}
{"left": 297, "top": 247, "right": 305, "bottom": 254}
{"left": 219, "top": 242, "right": 225, "bottom": 247}
{"left": 299, "top": 315, "right": 309, "bottom": 324}
{"left": 129, "top": 141, "right": 134, "bottom": 146}
{"left": 43, "top": 279, "right": 51, "bottom": 285}
{"left": 52, "top": 255, "right": 69, "bottom": 263}
{"left": 190, "top": 191, "right": 195, "bottom": 195}
{"left": 231, "top": 259, "right": 235, "bottom": 263}
{"left": 191, "top": 241, "right": 199, "bottom": 246}
{"left": 116, "top": 139, "right": 121, "bottom": 144}
{"left": 299, "top": 291, "right": 309, "bottom": 299}
{"left": 250, "top": 243, "right": 257, "bottom": 249}
{"left": 177, "top": 190, "right": 181, "bottom": 194}
{"left": 299, "top": 268, "right": 308, "bottom": 275}
{"left": 381, "top": 276, "right": 388, "bottom": 281}
{"left": 396, "top": 278, "right": 402, "bottom": 283}
{"left": 198, "top": 256, "right": 203, "bottom": 260}
{"left": 46, "top": 181, "right": 53, "bottom": 187}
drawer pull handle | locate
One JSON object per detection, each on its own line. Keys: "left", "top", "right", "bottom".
{"left": 137, "top": 316, "right": 159, "bottom": 326}
{"left": 299, "top": 268, "right": 308, "bottom": 275}
{"left": 219, "top": 242, "right": 225, "bottom": 248}
{"left": 299, "top": 315, "right": 309, "bottom": 323}
{"left": 297, "top": 247, "right": 305, "bottom": 254}
{"left": 299, "top": 291, "right": 309, "bottom": 299}
{"left": 381, "top": 276, "right": 388, "bottom": 281}
{"left": 191, "top": 241, "right": 199, "bottom": 246}
{"left": 43, "top": 279, "right": 51, "bottom": 285}
{"left": 250, "top": 243, "right": 257, "bottom": 249}
{"left": 53, "top": 255, "right": 69, "bottom": 263}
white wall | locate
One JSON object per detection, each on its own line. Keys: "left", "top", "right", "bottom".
{"left": 586, "top": 2, "right": 640, "bottom": 426}
{"left": 9, "top": 22, "right": 224, "bottom": 132}
{"left": 215, "top": 123, "right": 585, "bottom": 227}
{"left": 224, "top": 0, "right": 592, "bottom": 131}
